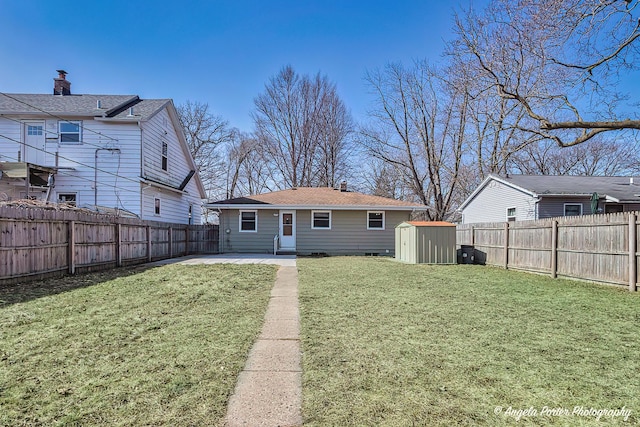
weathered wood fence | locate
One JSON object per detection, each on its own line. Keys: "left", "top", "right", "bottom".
{"left": 457, "top": 211, "right": 638, "bottom": 291}
{"left": 0, "top": 206, "right": 219, "bottom": 285}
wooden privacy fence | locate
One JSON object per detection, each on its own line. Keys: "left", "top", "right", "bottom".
{"left": 0, "top": 206, "right": 219, "bottom": 285}
{"left": 457, "top": 211, "right": 639, "bottom": 291}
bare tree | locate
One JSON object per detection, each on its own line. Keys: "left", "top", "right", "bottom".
{"left": 253, "top": 66, "right": 353, "bottom": 188}
{"left": 511, "top": 134, "right": 640, "bottom": 175}
{"left": 177, "top": 101, "right": 234, "bottom": 199}
{"left": 361, "top": 61, "right": 467, "bottom": 221}
{"left": 452, "top": 0, "right": 640, "bottom": 147}
{"left": 224, "top": 132, "right": 273, "bottom": 198}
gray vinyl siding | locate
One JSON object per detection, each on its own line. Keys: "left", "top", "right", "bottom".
{"left": 462, "top": 180, "right": 537, "bottom": 223}
{"left": 537, "top": 198, "right": 640, "bottom": 218}
{"left": 296, "top": 210, "right": 409, "bottom": 255}
{"left": 218, "top": 208, "right": 411, "bottom": 255}
{"left": 219, "top": 209, "right": 279, "bottom": 253}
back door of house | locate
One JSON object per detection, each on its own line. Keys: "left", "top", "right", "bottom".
{"left": 24, "top": 121, "right": 46, "bottom": 165}
{"left": 279, "top": 210, "right": 296, "bottom": 249}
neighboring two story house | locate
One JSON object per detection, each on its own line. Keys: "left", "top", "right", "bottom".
{"left": 0, "top": 71, "right": 206, "bottom": 224}
{"left": 459, "top": 174, "right": 640, "bottom": 224}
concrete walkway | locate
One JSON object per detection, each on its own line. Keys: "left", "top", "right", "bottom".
{"left": 224, "top": 265, "right": 302, "bottom": 426}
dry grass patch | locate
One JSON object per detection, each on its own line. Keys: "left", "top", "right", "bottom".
{"left": 0, "top": 263, "right": 277, "bottom": 426}
{"left": 298, "top": 257, "right": 640, "bottom": 426}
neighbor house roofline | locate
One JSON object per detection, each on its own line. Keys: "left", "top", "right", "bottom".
{"left": 458, "top": 174, "right": 537, "bottom": 211}
{"left": 209, "top": 204, "right": 425, "bottom": 211}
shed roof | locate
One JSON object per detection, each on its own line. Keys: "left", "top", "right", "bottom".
{"left": 405, "top": 221, "right": 455, "bottom": 227}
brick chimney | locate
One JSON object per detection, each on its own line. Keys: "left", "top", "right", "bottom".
{"left": 53, "top": 70, "right": 71, "bottom": 95}
{"left": 340, "top": 181, "right": 347, "bottom": 192}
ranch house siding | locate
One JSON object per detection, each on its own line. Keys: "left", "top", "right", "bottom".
{"left": 462, "top": 180, "right": 537, "bottom": 224}
{"left": 296, "top": 209, "right": 410, "bottom": 255}
{"left": 219, "top": 209, "right": 279, "bottom": 253}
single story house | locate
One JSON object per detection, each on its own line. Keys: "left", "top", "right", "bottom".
{"left": 459, "top": 174, "right": 640, "bottom": 223}
{"left": 207, "top": 185, "right": 426, "bottom": 255}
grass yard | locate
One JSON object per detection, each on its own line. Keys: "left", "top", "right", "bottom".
{"left": 0, "top": 263, "right": 277, "bottom": 426}
{"left": 298, "top": 257, "right": 640, "bottom": 426}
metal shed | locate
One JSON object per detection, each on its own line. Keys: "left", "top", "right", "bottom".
{"left": 395, "top": 221, "right": 457, "bottom": 264}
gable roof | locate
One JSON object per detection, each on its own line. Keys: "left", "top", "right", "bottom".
{"left": 459, "top": 174, "right": 640, "bottom": 210}
{"left": 208, "top": 187, "right": 426, "bottom": 211}
{"left": 0, "top": 93, "right": 207, "bottom": 199}
{"left": 0, "top": 93, "right": 170, "bottom": 122}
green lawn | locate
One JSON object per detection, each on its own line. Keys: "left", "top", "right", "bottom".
{"left": 298, "top": 257, "right": 640, "bottom": 426}
{"left": 0, "top": 264, "right": 277, "bottom": 426}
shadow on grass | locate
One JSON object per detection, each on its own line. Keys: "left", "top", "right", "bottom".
{"left": 0, "top": 265, "right": 160, "bottom": 307}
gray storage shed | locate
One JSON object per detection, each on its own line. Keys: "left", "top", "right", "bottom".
{"left": 395, "top": 221, "right": 457, "bottom": 264}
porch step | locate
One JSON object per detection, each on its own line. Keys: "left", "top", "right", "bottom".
{"left": 276, "top": 250, "right": 297, "bottom": 256}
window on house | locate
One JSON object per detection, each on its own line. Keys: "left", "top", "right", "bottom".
{"left": 154, "top": 198, "right": 161, "bottom": 215}
{"left": 59, "top": 121, "right": 81, "bottom": 143}
{"left": 506, "top": 207, "right": 516, "bottom": 222}
{"left": 58, "top": 193, "right": 77, "bottom": 206}
{"left": 564, "top": 203, "right": 582, "bottom": 217}
{"left": 27, "top": 125, "right": 43, "bottom": 136}
{"left": 312, "top": 210, "right": 331, "bottom": 229}
{"left": 367, "top": 211, "right": 385, "bottom": 230}
{"left": 161, "top": 141, "right": 168, "bottom": 171}
{"left": 239, "top": 210, "right": 257, "bottom": 232}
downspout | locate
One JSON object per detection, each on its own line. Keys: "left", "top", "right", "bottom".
{"left": 94, "top": 148, "right": 120, "bottom": 207}
{"left": 139, "top": 123, "right": 144, "bottom": 217}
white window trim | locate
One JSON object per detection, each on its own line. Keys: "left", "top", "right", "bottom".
{"left": 506, "top": 206, "right": 517, "bottom": 221}
{"left": 367, "top": 210, "right": 385, "bottom": 230}
{"left": 154, "top": 197, "right": 161, "bottom": 216}
{"left": 311, "top": 210, "right": 332, "bottom": 230}
{"left": 161, "top": 141, "right": 168, "bottom": 172}
{"left": 564, "top": 203, "right": 583, "bottom": 216}
{"left": 239, "top": 210, "right": 258, "bottom": 233}
{"left": 59, "top": 120, "right": 82, "bottom": 144}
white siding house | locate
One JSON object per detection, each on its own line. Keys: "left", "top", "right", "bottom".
{"left": 0, "top": 72, "right": 205, "bottom": 224}
{"left": 460, "top": 174, "right": 640, "bottom": 223}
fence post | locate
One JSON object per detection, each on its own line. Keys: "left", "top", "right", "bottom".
{"left": 551, "top": 220, "right": 558, "bottom": 278}
{"left": 470, "top": 225, "right": 475, "bottom": 246}
{"left": 185, "top": 225, "right": 190, "bottom": 256}
{"left": 168, "top": 227, "right": 173, "bottom": 258}
{"left": 147, "top": 225, "right": 152, "bottom": 262}
{"left": 503, "top": 222, "right": 509, "bottom": 269}
{"left": 116, "top": 223, "right": 122, "bottom": 267}
{"left": 629, "top": 213, "right": 637, "bottom": 292}
{"left": 68, "top": 220, "right": 75, "bottom": 274}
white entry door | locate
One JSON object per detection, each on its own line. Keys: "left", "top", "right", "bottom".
{"left": 24, "top": 121, "right": 46, "bottom": 165}
{"left": 279, "top": 210, "right": 296, "bottom": 249}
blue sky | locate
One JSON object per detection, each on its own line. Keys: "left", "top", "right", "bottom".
{"left": 0, "top": 1, "right": 483, "bottom": 132}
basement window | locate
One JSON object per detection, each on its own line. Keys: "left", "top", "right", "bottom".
{"left": 58, "top": 193, "right": 77, "bottom": 207}
{"left": 59, "top": 121, "right": 82, "bottom": 144}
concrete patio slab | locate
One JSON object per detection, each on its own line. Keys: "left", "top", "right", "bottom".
{"left": 148, "top": 253, "right": 297, "bottom": 267}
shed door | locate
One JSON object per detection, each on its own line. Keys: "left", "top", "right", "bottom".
{"left": 400, "top": 226, "right": 412, "bottom": 263}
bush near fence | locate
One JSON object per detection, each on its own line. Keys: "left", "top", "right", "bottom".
{"left": 0, "top": 205, "right": 219, "bottom": 285}
{"left": 457, "top": 211, "right": 639, "bottom": 291}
